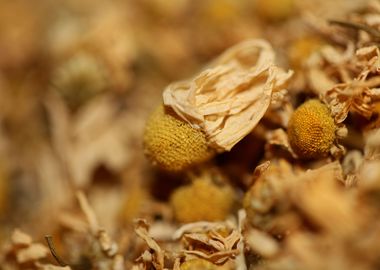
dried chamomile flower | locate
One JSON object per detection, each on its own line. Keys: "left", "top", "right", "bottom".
{"left": 288, "top": 36, "right": 324, "bottom": 70}
{"left": 144, "top": 105, "right": 214, "bottom": 172}
{"left": 170, "top": 178, "right": 234, "bottom": 223}
{"left": 163, "top": 39, "right": 292, "bottom": 152}
{"left": 287, "top": 99, "right": 338, "bottom": 159}
{"left": 173, "top": 221, "right": 240, "bottom": 265}
{"left": 254, "top": 0, "right": 295, "bottom": 22}
{"left": 180, "top": 259, "right": 218, "bottom": 270}
{"left": 243, "top": 160, "right": 299, "bottom": 234}
{"left": 244, "top": 160, "right": 344, "bottom": 236}
{"left": 51, "top": 52, "right": 108, "bottom": 109}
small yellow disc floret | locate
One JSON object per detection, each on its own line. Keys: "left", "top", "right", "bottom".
{"left": 255, "top": 0, "right": 295, "bottom": 22}
{"left": 144, "top": 105, "right": 213, "bottom": 171}
{"left": 287, "top": 99, "right": 336, "bottom": 159}
{"left": 180, "top": 259, "right": 218, "bottom": 270}
{"left": 288, "top": 37, "right": 324, "bottom": 69}
{"left": 170, "top": 179, "right": 233, "bottom": 223}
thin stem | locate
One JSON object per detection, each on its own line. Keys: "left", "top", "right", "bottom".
{"left": 329, "top": 20, "right": 380, "bottom": 40}
{"left": 45, "top": 235, "right": 68, "bottom": 267}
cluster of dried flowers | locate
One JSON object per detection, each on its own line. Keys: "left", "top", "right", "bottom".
{"left": 2, "top": 0, "right": 380, "bottom": 270}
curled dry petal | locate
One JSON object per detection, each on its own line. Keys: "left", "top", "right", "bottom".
{"left": 308, "top": 43, "right": 380, "bottom": 123}
{"left": 134, "top": 219, "right": 165, "bottom": 270}
{"left": 173, "top": 221, "right": 241, "bottom": 265}
{"left": 163, "top": 39, "right": 293, "bottom": 151}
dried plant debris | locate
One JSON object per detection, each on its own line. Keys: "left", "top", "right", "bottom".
{"left": 1, "top": 229, "right": 67, "bottom": 270}
{"left": 4, "top": 1, "right": 380, "bottom": 270}
{"left": 133, "top": 219, "right": 241, "bottom": 269}
{"left": 170, "top": 174, "right": 234, "bottom": 223}
{"left": 133, "top": 219, "right": 166, "bottom": 270}
{"left": 173, "top": 221, "right": 241, "bottom": 265}
{"left": 163, "top": 39, "right": 293, "bottom": 152}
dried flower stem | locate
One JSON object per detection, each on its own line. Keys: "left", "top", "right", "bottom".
{"left": 329, "top": 19, "right": 380, "bottom": 40}
{"left": 45, "top": 235, "right": 68, "bottom": 267}
{"left": 45, "top": 235, "right": 92, "bottom": 270}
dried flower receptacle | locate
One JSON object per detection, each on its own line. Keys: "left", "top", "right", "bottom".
{"left": 180, "top": 259, "right": 219, "bottom": 270}
{"left": 143, "top": 105, "right": 213, "bottom": 172}
{"left": 254, "top": 0, "right": 295, "bottom": 22}
{"left": 288, "top": 36, "right": 324, "bottom": 69}
{"left": 287, "top": 99, "right": 337, "bottom": 159}
{"left": 170, "top": 178, "right": 233, "bottom": 223}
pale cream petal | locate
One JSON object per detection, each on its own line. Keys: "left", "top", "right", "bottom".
{"left": 163, "top": 39, "right": 293, "bottom": 151}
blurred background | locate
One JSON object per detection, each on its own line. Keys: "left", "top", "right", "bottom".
{"left": 0, "top": 0, "right": 364, "bottom": 266}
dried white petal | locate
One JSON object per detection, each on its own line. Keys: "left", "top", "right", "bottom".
{"left": 163, "top": 39, "right": 293, "bottom": 151}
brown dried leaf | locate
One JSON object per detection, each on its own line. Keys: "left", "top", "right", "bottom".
{"left": 163, "top": 39, "right": 293, "bottom": 151}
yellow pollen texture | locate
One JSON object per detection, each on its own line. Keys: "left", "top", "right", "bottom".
{"left": 180, "top": 259, "right": 218, "bottom": 270}
{"left": 170, "top": 179, "right": 233, "bottom": 223}
{"left": 287, "top": 99, "right": 336, "bottom": 159}
{"left": 143, "top": 105, "right": 212, "bottom": 171}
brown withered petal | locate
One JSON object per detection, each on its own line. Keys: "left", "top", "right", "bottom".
{"left": 163, "top": 39, "right": 293, "bottom": 151}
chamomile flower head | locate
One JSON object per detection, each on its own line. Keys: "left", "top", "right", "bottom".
{"left": 287, "top": 99, "right": 337, "bottom": 159}
{"left": 143, "top": 105, "right": 213, "bottom": 172}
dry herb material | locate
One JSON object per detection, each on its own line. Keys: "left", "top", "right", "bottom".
{"left": 180, "top": 259, "right": 219, "bottom": 270}
{"left": 51, "top": 53, "right": 108, "bottom": 109}
{"left": 254, "top": 0, "right": 295, "bottom": 21}
{"left": 170, "top": 179, "right": 233, "bottom": 223}
{"left": 288, "top": 37, "right": 324, "bottom": 69}
{"left": 287, "top": 99, "right": 337, "bottom": 159}
{"left": 143, "top": 105, "right": 213, "bottom": 171}
{"left": 3, "top": 1, "right": 380, "bottom": 270}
